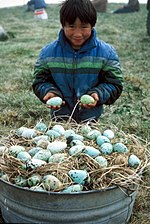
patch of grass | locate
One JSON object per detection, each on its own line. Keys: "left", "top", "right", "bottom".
{"left": 0, "top": 3, "right": 149, "bottom": 223}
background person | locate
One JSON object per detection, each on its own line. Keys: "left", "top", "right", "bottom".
{"left": 113, "top": 0, "right": 140, "bottom": 13}
{"left": 147, "top": 0, "right": 150, "bottom": 35}
{"left": 92, "top": 0, "right": 108, "bottom": 13}
{"left": 32, "top": 0, "right": 123, "bottom": 123}
{"left": 26, "top": 0, "right": 47, "bottom": 12}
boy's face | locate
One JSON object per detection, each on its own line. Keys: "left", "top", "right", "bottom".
{"left": 63, "top": 18, "right": 92, "bottom": 50}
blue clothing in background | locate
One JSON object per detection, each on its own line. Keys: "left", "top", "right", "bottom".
{"left": 27, "top": 0, "right": 47, "bottom": 10}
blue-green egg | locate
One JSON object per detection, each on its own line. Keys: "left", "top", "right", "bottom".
{"left": 86, "top": 130, "right": 101, "bottom": 140}
{"left": 26, "top": 158, "right": 46, "bottom": 170}
{"left": 100, "top": 143, "right": 113, "bottom": 155}
{"left": 68, "top": 170, "right": 90, "bottom": 185}
{"left": 16, "top": 127, "right": 28, "bottom": 137}
{"left": 48, "top": 153, "right": 68, "bottom": 163}
{"left": 28, "top": 147, "right": 43, "bottom": 157}
{"left": 28, "top": 174, "right": 42, "bottom": 187}
{"left": 80, "top": 95, "right": 95, "bottom": 104}
{"left": 34, "top": 122, "right": 47, "bottom": 132}
{"left": 8, "top": 145, "right": 25, "bottom": 157}
{"left": 30, "top": 186, "right": 45, "bottom": 192}
{"left": 128, "top": 154, "right": 141, "bottom": 168}
{"left": 80, "top": 124, "right": 92, "bottom": 136}
{"left": 63, "top": 184, "right": 83, "bottom": 193}
{"left": 96, "top": 135, "right": 110, "bottom": 146}
{"left": 71, "top": 134, "right": 84, "bottom": 141}
{"left": 46, "top": 97, "right": 63, "bottom": 106}
{"left": 33, "top": 149, "right": 51, "bottom": 162}
{"left": 17, "top": 151, "right": 31, "bottom": 162}
{"left": 113, "top": 142, "right": 128, "bottom": 153}
{"left": 64, "top": 129, "right": 75, "bottom": 138}
{"left": 42, "top": 174, "right": 62, "bottom": 191}
{"left": 102, "top": 129, "right": 114, "bottom": 140}
{"left": 95, "top": 156, "right": 108, "bottom": 168}
{"left": 33, "top": 135, "right": 49, "bottom": 144}
{"left": 83, "top": 146, "right": 100, "bottom": 158}
{"left": 15, "top": 176, "right": 28, "bottom": 187}
{"left": 69, "top": 145, "right": 85, "bottom": 156}
{"left": 52, "top": 124, "right": 65, "bottom": 135}
{"left": 47, "top": 141, "right": 67, "bottom": 154}
{"left": 46, "top": 129, "right": 61, "bottom": 139}
{"left": 21, "top": 128, "right": 37, "bottom": 139}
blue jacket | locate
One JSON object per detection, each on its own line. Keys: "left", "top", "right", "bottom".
{"left": 32, "top": 29, "right": 123, "bottom": 122}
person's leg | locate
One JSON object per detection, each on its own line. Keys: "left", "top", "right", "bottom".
{"left": 146, "top": 5, "right": 150, "bottom": 36}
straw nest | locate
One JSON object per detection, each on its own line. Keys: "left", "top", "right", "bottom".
{"left": 0, "top": 118, "right": 150, "bottom": 192}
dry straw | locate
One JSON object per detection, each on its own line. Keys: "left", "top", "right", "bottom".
{"left": 0, "top": 119, "right": 150, "bottom": 192}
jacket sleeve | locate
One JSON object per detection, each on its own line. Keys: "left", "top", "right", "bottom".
{"left": 32, "top": 54, "right": 62, "bottom": 103}
{"left": 88, "top": 46, "right": 123, "bottom": 105}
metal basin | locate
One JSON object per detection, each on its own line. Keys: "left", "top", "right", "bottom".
{"left": 0, "top": 179, "right": 137, "bottom": 224}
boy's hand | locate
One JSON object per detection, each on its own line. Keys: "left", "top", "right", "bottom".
{"left": 43, "top": 92, "right": 65, "bottom": 110}
{"left": 80, "top": 93, "right": 99, "bottom": 109}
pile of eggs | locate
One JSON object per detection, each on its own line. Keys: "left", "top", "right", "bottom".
{"left": 0, "top": 121, "right": 142, "bottom": 193}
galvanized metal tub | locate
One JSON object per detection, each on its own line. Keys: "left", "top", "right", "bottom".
{"left": 0, "top": 179, "right": 137, "bottom": 224}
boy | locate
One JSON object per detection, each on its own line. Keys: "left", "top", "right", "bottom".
{"left": 32, "top": 0, "right": 123, "bottom": 123}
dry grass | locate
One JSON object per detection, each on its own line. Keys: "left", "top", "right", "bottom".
{"left": 1, "top": 121, "right": 149, "bottom": 192}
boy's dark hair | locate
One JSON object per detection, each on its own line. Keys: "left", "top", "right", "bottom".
{"left": 60, "top": 0, "right": 97, "bottom": 27}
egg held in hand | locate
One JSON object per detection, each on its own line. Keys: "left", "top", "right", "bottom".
{"left": 80, "top": 94, "right": 95, "bottom": 105}
{"left": 46, "top": 97, "right": 63, "bottom": 106}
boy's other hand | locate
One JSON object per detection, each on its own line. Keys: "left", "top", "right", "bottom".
{"left": 43, "top": 92, "right": 65, "bottom": 110}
